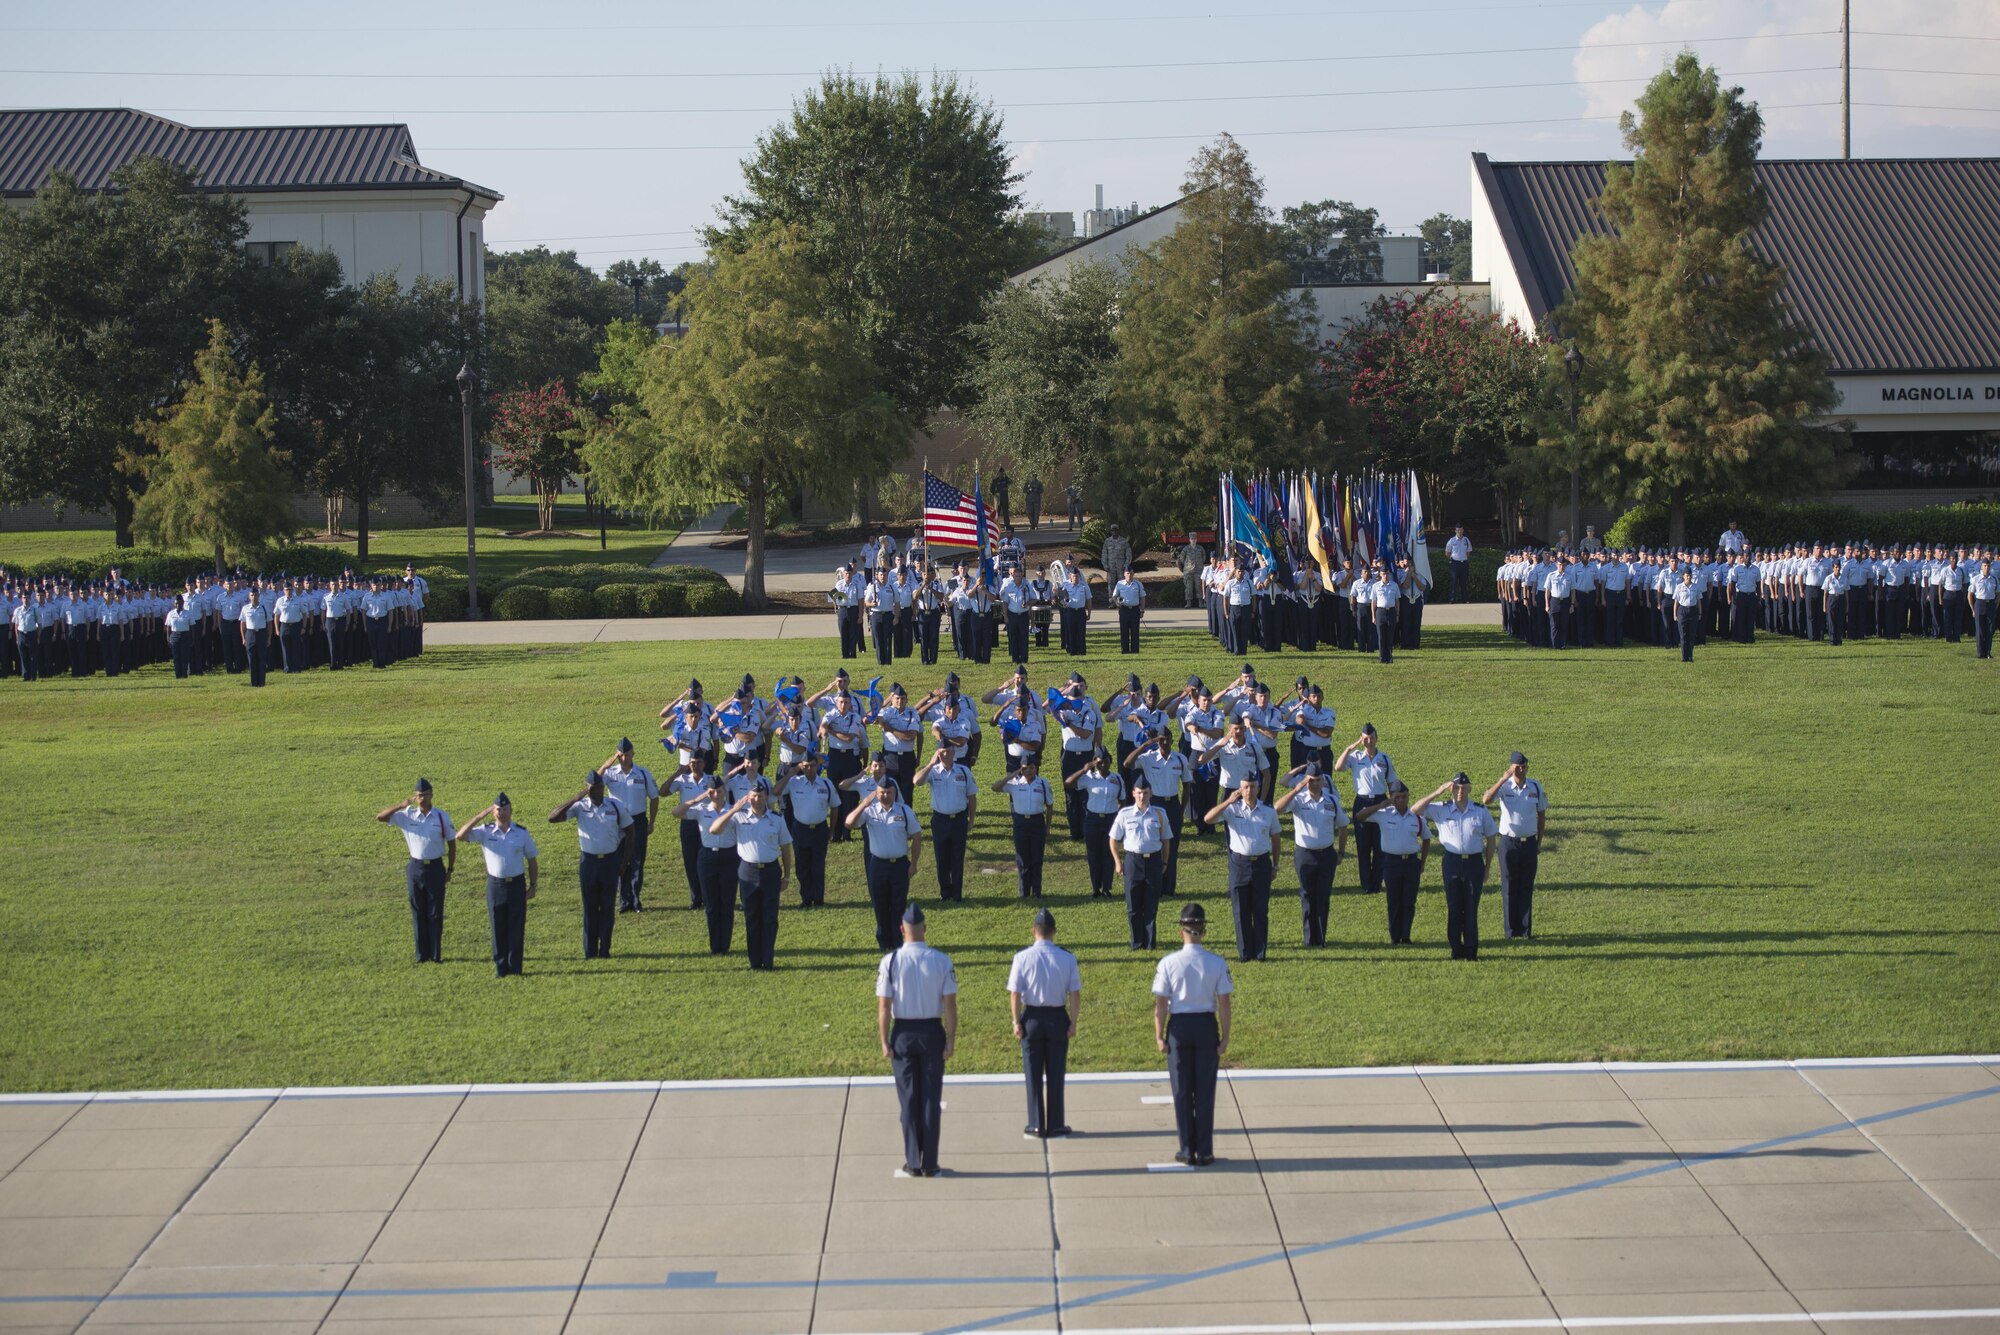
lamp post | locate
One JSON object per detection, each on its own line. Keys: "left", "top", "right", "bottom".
{"left": 1563, "top": 341, "right": 1583, "bottom": 552}
{"left": 456, "top": 362, "right": 481, "bottom": 619}
{"left": 586, "top": 390, "right": 609, "bottom": 552}
{"left": 628, "top": 274, "right": 646, "bottom": 318}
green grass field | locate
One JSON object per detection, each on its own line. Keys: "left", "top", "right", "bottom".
{"left": 2, "top": 626, "right": 1995, "bottom": 1093}
{"left": 0, "top": 499, "right": 680, "bottom": 583}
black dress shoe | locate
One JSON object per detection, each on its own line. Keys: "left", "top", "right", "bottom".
{"left": 1046, "top": 1126, "right": 1074, "bottom": 1138}
{"left": 1173, "top": 1151, "right": 1192, "bottom": 1165}
{"left": 1194, "top": 1153, "right": 1216, "bottom": 1166}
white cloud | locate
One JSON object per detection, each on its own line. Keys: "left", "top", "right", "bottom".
{"left": 1572, "top": 0, "right": 2000, "bottom": 155}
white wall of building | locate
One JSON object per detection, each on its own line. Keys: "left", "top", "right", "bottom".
{"left": 242, "top": 189, "right": 492, "bottom": 299}
{"left": 1470, "top": 157, "right": 1536, "bottom": 336}
{"left": 1293, "top": 282, "right": 1492, "bottom": 347}
{"left": 1012, "top": 201, "right": 1186, "bottom": 286}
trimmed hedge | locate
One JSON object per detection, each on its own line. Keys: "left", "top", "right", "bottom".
{"left": 490, "top": 585, "right": 550, "bottom": 620}
{"left": 682, "top": 583, "right": 742, "bottom": 616}
{"left": 545, "top": 586, "right": 595, "bottom": 619}
{"left": 591, "top": 583, "right": 644, "bottom": 618}
{"left": 1150, "top": 576, "right": 1186, "bottom": 608}
{"left": 1605, "top": 497, "right": 2000, "bottom": 550}
{"left": 425, "top": 583, "right": 469, "bottom": 622}
{"left": 636, "top": 583, "right": 685, "bottom": 617}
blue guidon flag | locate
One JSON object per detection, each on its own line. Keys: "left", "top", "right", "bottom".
{"left": 924, "top": 472, "right": 993, "bottom": 552}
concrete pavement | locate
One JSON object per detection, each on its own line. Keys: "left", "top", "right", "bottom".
{"left": 425, "top": 605, "right": 1500, "bottom": 646}
{"left": 3, "top": 1057, "right": 1997, "bottom": 1332}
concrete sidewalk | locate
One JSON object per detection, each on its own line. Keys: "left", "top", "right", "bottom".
{"left": 3, "top": 1056, "right": 1996, "bottom": 1333}
{"left": 426, "top": 604, "right": 1501, "bottom": 646}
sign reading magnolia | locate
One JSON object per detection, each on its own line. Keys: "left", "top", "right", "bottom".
{"left": 1879, "top": 385, "right": 1999, "bottom": 402}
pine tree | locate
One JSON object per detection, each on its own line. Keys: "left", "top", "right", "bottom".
{"left": 132, "top": 321, "right": 296, "bottom": 572}
{"left": 1558, "top": 53, "right": 1847, "bottom": 547}
{"left": 1106, "top": 135, "right": 1328, "bottom": 539}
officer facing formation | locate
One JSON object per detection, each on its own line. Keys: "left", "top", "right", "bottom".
{"left": 878, "top": 903, "right": 958, "bottom": 1178}
{"left": 1152, "top": 902, "right": 1232, "bottom": 1167}
{"left": 1008, "top": 908, "right": 1081, "bottom": 1140}
{"left": 377, "top": 778, "right": 456, "bottom": 964}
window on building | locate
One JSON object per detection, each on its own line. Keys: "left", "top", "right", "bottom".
{"left": 1848, "top": 430, "right": 2000, "bottom": 490}
{"left": 245, "top": 241, "right": 297, "bottom": 266}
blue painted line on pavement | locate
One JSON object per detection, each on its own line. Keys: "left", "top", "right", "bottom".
{"left": 925, "top": 1080, "right": 2000, "bottom": 1335}
{"left": 0, "top": 1081, "right": 1992, "bottom": 1318}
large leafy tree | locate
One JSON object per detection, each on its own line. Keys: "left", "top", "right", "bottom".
{"left": 603, "top": 227, "right": 900, "bottom": 609}
{"left": 1278, "top": 199, "right": 1384, "bottom": 284}
{"left": 295, "top": 275, "right": 477, "bottom": 561}
{"left": 483, "top": 246, "right": 630, "bottom": 392}
{"left": 0, "top": 158, "right": 248, "bottom": 545}
{"left": 713, "top": 71, "right": 1032, "bottom": 521}
{"left": 1106, "top": 135, "right": 1330, "bottom": 539}
{"left": 132, "top": 320, "right": 297, "bottom": 572}
{"left": 962, "top": 262, "right": 1120, "bottom": 489}
{"left": 1557, "top": 52, "right": 1847, "bottom": 546}
{"left": 485, "top": 381, "right": 580, "bottom": 534}
{"left": 1331, "top": 289, "right": 1556, "bottom": 542}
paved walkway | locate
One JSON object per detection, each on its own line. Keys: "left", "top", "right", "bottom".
{"left": 3, "top": 1057, "right": 1997, "bottom": 1333}
{"left": 427, "top": 604, "right": 1501, "bottom": 646}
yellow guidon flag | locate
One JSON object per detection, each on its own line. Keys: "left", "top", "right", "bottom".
{"left": 1303, "top": 478, "right": 1336, "bottom": 592}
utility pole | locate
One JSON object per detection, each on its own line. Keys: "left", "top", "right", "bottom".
{"left": 1841, "top": 0, "right": 1852, "bottom": 160}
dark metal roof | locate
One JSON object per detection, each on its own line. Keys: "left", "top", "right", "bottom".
{"left": 0, "top": 108, "right": 500, "bottom": 200}
{"left": 1475, "top": 153, "right": 2000, "bottom": 375}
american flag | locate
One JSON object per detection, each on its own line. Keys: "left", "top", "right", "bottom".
{"left": 923, "top": 472, "right": 992, "bottom": 551}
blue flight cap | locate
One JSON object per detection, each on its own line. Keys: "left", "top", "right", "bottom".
{"left": 494, "top": 792, "right": 511, "bottom": 807}
{"left": 414, "top": 778, "right": 432, "bottom": 793}
{"left": 616, "top": 737, "right": 633, "bottom": 754}
{"left": 903, "top": 902, "right": 926, "bottom": 925}
{"left": 586, "top": 769, "right": 603, "bottom": 787}
{"left": 1032, "top": 908, "right": 1056, "bottom": 931}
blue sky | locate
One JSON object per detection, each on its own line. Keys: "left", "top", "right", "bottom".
{"left": 5, "top": 0, "right": 1996, "bottom": 269}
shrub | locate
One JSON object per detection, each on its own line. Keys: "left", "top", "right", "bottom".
{"left": 491, "top": 584, "right": 549, "bottom": 620}
{"left": 414, "top": 565, "right": 461, "bottom": 582}
{"left": 546, "top": 586, "right": 595, "bottom": 618}
{"left": 681, "top": 583, "right": 742, "bottom": 616}
{"left": 652, "top": 562, "right": 730, "bottom": 587}
{"left": 425, "top": 583, "right": 469, "bottom": 621}
{"left": 1151, "top": 577, "right": 1185, "bottom": 608}
{"left": 591, "top": 583, "right": 644, "bottom": 617}
{"left": 1074, "top": 518, "right": 1109, "bottom": 564}
{"left": 516, "top": 562, "right": 671, "bottom": 591}
{"left": 1603, "top": 497, "right": 2000, "bottom": 550}
{"left": 636, "top": 583, "right": 685, "bottom": 617}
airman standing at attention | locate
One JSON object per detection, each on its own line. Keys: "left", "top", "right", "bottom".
{"left": 1152, "top": 903, "right": 1232, "bottom": 1167}
{"left": 993, "top": 756, "right": 1056, "bottom": 899}
{"left": 878, "top": 903, "right": 958, "bottom": 1178}
{"left": 1009, "top": 908, "right": 1081, "bottom": 1140}
{"left": 716, "top": 777, "right": 792, "bottom": 970}
{"left": 1353, "top": 783, "right": 1429, "bottom": 946}
{"left": 1334, "top": 725, "right": 1398, "bottom": 893}
{"left": 849, "top": 774, "right": 923, "bottom": 952}
{"left": 456, "top": 794, "right": 538, "bottom": 977}
{"left": 377, "top": 779, "right": 455, "bottom": 964}
{"left": 1204, "top": 775, "right": 1278, "bottom": 963}
{"left": 1109, "top": 777, "right": 1171, "bottom": 948}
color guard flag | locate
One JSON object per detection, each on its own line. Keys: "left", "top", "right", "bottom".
{"left": 923, "top": 472, "right": 991, "bottom": 551}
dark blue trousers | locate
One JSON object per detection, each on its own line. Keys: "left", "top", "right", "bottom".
{"left": 1166, "top": 1012, "right": 1220, "bottom": 1160}
{"left": 698, "top": 847, "right": 735, "bottom": 953}
{"left": 1382, "top": 851, "right": 1421, "bottom": 943}
{"left": 405, "top": 857, "right": 447, "bottom": 962}
{"left": 1294, "top": 845, "right": 1338, "bottom": 947}
{"left": 738, "top": 859, "right": 781, "bottom": 969}
{"left": 890, "top": 1018, "right": 947, "bottom": 1174}
{"left": 579, "top": 851, "right": 620, "bottom": 958}
{"left": 930, "top": 811, "right": 967, "bottom": 900}
{"left": 1021, "top": 1005, "right": 1070, "bottom": 1134}
{"left": 1441, "top": 851, "right": 1486, "bottom": 960}
{"left": 486, "top": 874, "right": 527, "bottom": 976}
{"left": 617, "top": 821, "right": 649, "bottom": 911}
{"left": 1122, "top": 850, "right": 1163, "bottom": 949}
{"left": 1227, "top": 851, "right": 1272, "bottom": 961}
{"left": 1500, "top": 835, "right": 1539, "bottom": 938}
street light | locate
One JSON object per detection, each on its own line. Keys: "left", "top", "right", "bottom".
{"left": 1563, "top": 341, "right": 1583, "bottom": 552}
{"left": 586, "top": 390, "right": 609, "bottom": 552}
{"left": 628, "top": 274, "right": 646, "bottom": 317}
{"left": 456, "top": 362, "right": 481, "bottom": 620}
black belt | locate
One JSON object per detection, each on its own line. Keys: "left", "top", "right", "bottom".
{"left": 892, "top": 1016, "right": 944, "bottom": 1027}
{"left": 1384, "top": 851, "right": 1420, "bottom": 860}
{"left": 411, "top": 856, "right": 443, "bottom": 866}
{"left": 1024, "top": 1003, "right": 1068, "bottom": 1014}
{"left": 585, "top": 850, "right": 619, "bottom": 859}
